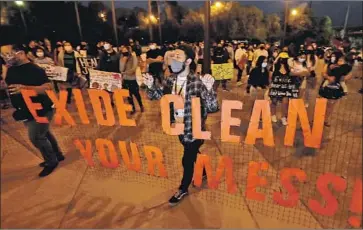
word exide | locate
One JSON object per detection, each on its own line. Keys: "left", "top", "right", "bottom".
{"left": 20, "top": 89, "right": 362, "bottom": 228}
{"left": 22, "top": 88, "right": 326, "bottom": 148}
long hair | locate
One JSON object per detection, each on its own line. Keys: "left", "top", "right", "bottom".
{"left": 256, "top": 56, "right": 266, "bottom": 68}
{"left": 274, "top": 57, "right": 290, "bottom": 74}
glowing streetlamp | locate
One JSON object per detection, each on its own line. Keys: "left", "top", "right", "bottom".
{"left": 215, "top": 1, "right": 222, "bottom": 8}
{"left": 149, "top": 14, "right": 157, "bottom": 24}
{"left": 291, "top": 9, "right": 298, "bottom": 16}
{"left": 98, "top": 11, "right": 106, "bottom": 22}
{"left": 14, "top": 1, "right": 27, "bottom": 36}
{"left": 15, "top": 1, "right": 24, "bottom": 7}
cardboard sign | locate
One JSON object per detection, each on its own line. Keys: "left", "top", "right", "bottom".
{"left": 89, "top": 69, "right": 122, "bottom": 92}
{"left": 37, "top": 64, "right": 68, "bottom": 81}
{"left": 211, "top": 63, "right": 234, "bottom": 80}
{"left": 77, "top": 57, "right": 98, "bottom": 75}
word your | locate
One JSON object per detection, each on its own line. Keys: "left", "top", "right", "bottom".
{"left": 21, "top": 89, "right": 327, "bottom": 149}
{"left": 74, "top": 139, "right": 362, "bottom": 228}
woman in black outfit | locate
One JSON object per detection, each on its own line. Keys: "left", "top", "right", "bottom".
{"left": 246, "top": 56, "right": 270, "bottom": 94}
{"left": 319, "top": 53, "right": 352, "bottom": 126}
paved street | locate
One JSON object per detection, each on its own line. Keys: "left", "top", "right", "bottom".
{"left": 1, "top": 60, "right": 362, "bottom": 228}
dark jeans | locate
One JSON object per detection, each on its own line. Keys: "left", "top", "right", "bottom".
{"left": 213, "top": 80, "right": 227, "bottom": 91}
{"left": 123, "top": 79, "right": 143, "bottom": 110}
{"left": 246, "top": 60, "right": 253, "bottom": 74}
{"left": 25, "top": 110, "right": 61, "bottom": 166}
{"left": 237, "top": 67, "right": 244, "bottom": 82}
{"left": 179, "top": 139, "right": 207, "bottom": 192}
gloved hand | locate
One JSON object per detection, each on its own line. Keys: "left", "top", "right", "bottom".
{"left": 200, "top": 74, "right": 215, "bottom": 91}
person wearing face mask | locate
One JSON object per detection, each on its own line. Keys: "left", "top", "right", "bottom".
{"left": 289, "top": 52, "right": 310, "bottom": 107}
{"left": 235, "top": 43, "right": 248, "bottom": 86}
{"left": 97, "top": 42, "right": 120, "bottom": 73}
{"left": 57, "top": 42, "right": 81, "bottom": 104}
{"left": 1, "top": 43, "right": 65, "bottom": 177}
{"left": 212, "top": 43, "right": 231, "bottom": 91}
{"left": 253, "top": 43, "right": 268, "bottom": 69}
{"left": 143, "top": 45, "right": 209, "bottom": 206}
{"left": 319, "top": 54, "right": 352, "bottom": 126}
{"left": 269, "top": 57, "right": 299, "bottom": 126}
{"left": 120, "top": 46, "right": 144, "bottom": 114}
{"left": 246, "top": 56, "right": 270, "bottom": 95}
{"left": 146, "top": 42, "right": 164, "bottom": 85}
{"left": 129, "top": 39, "right": 142, "bottom": 57}
{"left": 246, "top": 45, "right": 255, "bottom": 75}
{"left": 34, "top": 47, "right": 55, "bottom": 65}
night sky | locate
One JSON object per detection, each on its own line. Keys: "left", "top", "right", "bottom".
{"left": 81, "top": 1, "right": 362, "bottom": 27}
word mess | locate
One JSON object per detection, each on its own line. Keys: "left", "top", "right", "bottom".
{"left": 74, "top": 138, "right": 362, "bottom": 228}
{"left": 21, "top": 89, "right": 327, "bottom": 149}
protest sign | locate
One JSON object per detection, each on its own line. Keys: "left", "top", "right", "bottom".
{"left": 89, "top": 69, "right": 122, "bottom": 92}
{"left": 37, "top": 64, "right": 68, "bottom": 81}
{"left": 211, "top": 63, "right": 234, "bottom": 80}
{"left": 77, "top": 57, "right": 98, "bottom": 75}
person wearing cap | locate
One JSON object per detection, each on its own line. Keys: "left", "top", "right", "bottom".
{"left": 1, "top": 44, "right": 65, "bottom": 177}
{"left": 143, "top": 45, "right": 208, "bottom": 206}
{"left": 97, "top": 42, "right": 120, "bottom": 73}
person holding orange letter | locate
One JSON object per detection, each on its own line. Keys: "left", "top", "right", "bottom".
{"left": 143, "top": 45, "right": 209, "bottom": 206}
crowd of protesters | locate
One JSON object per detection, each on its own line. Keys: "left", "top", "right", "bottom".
{"left": 0, "top": 36, "right": 362, "bottom": 206}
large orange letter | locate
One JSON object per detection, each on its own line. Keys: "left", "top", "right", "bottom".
{"left": 245, "top": 100, "right": 274, "bottom": 147}
{"left": 46, "top": 90, "right": 75, "bottom": 126}
{"left": 221, "top": 100, "right": 243, "bottom": 143}
{"left": 308, "top": 173, "right": 347, "bottom": 216}
{"left": 285, "top": 98, "right": 326, "bottom": 148}
{"left": 246, "top": 161, "right": 269, "bottom": 201}
{"left": 95, "top": 138, "right": 119, "bottom": 168}
{"left": 273, "top": 168, "right": 307, "bottom": 207}
{"left": 160, "top": 95, "right": 184, "bottom": 135}
{"left": 21, "top": 89, "right": 48, "bottom": 123}
{"left": 88, "top": 89, "right": 115, "bottom": 126}
{"left": 348, "top": 179, "right": 362, "bottom": 228}
{"left": 194, "top": 154, "right": 237, "bottom": 194}
{"left": 73, "top": 89, "right": 90, "bottom": 124}
{"left": 192, "top": 97, "right": 211, "bottom": 140}
{"left": 74, "top": 139, "right": 94, "bottom": 166}
{"left": 118, "top": 141, "right": 141, "bottom": 172}
{"left": 113, "top": 89, "right": 136, "bottom": 126}
{"left": 143, "top": 145, "right": 167, "bottom": 177}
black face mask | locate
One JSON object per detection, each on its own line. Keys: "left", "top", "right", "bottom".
{"left": 122, "top": 52, "right": 129, "bottom": 56}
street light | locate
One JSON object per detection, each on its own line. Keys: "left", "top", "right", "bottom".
{"left": 215, "top": 1, "right": 222, "bottom": 8}
{"left": 291, "top": 9, "right": 298, "bottom": 16}
{"left": 15, "top": 1, "right": 24, "bottom": 6}
{"left": 14, "top": 1, "right": 27, "bottom": 36}
{"left": 98, "top": 11, "right": 106, "bottom": 22}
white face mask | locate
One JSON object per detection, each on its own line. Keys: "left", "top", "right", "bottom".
{"left": 298, "top": 58, "right": 306, "bottom": 63}
{"left": 104, "top": 44, "right": 111, "bottom": 50}
{"left": 36, "top": 52, "right": 44, "bottom": 58}
{"left": 149, "top": 45, "right": 156, "bottom": 50}
{"left": 261, "top": 63, "right": 268, "bottom": 68}
{"left": 331, "top": 57, "right": 336, "bottom": 63}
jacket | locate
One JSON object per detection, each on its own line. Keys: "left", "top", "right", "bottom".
{"left": 57, "top": 50, "right": 81, "bottom": 74}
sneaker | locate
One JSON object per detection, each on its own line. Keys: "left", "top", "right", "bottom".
{"left": 271, "top": 115, "right": 278, "bottom": 123}
{"left": 39, "top": 163, "right": 58, "bottom": 177}
{"left": 281, "top": 117, "right": 288, "bottom": 126}
{"left": 169, "top": 190, "right": 188, "bottom": 206}
{"left": 236, "top": 81, "right": 243, "bottom": 86}
{"left": 39, "top": 154, "right": 65, "bottom": 167}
